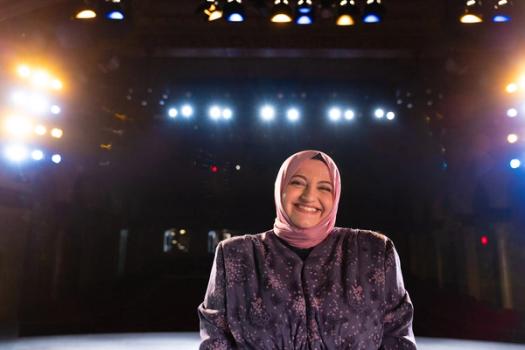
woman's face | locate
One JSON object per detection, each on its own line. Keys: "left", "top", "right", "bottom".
{"left": 282, "top": 159, "right": 334, "bottom": 229}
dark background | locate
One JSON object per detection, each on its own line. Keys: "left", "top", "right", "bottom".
{"left": 1, "top": 0, "right": 525, "bottom": 343}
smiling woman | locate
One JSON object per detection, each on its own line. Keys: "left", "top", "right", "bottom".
{"left": 198, "top": 150, "right": 416, "bottom": 350}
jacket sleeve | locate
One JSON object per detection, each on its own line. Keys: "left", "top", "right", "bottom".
{"left": 380, "top": 239, "right": 417, "bottom": 350}
{"left": 198, "top": 242, "right": 236, "bottom": 350}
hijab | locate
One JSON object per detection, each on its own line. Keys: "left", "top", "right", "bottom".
{"left": 273, "top": 150, "right": 341, "bottom": 248}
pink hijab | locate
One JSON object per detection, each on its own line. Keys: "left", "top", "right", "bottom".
{"left": 273, "top": 150, "right": 341, "bottom": 248}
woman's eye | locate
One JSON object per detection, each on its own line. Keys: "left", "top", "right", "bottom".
{"left": 290, "top": 180, "right": 305, "bottom": 186}
{"left": 320, "top": 187, "right": 332, "bottom": 192}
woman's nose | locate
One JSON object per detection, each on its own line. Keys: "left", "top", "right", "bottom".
{"left": 300, "top": 186, "right": 315, "bottom": 201}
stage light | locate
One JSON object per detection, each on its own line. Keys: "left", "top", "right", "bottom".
{"left": 209, "top": 106, "right": 222, "bottom": 120}
{"left": 222, "top": 108, "right": 233, "bottom": 120}
{"left": 75, "top": 9, "right": 97, "bottom": 19}
{"left": 35, "top": 125, "right": 47, "bottom": 136}
{"left": 30, "top": 95, "right": 49, "bottom": 114}
{"left": 507, "top": 108, "right": 518, "bottom": 118}
{"left": 181, "top": 104, "right": 194, "bottom": 118}
{"left": 260, "top": 105, "right": 276, "bottom": 121}
{"left": 50, "top": 105, "right": 61, "bottom": 115}
{"left": 31, "top": 149, "right": 44, "bottom": 161}
{"left": 507, "top": 134, "right": 518, "bottom": 143}
{"left": 235, "top": 164, "right": 241, "bottom": 170}
{"left": 200, "top": 0, "right": 223, "bottom": 21}
{"left": 286, "top": 108, "right": 300, "bottom": 122}
{"left": 491, "top": 0, "right": 512, "bottom": 23}
{"left": 107, "top": 10, "right": 125, "bottom": 20}
{"left": 506, "top": 83, "right": 518, "bottom": 93}
{"left": 4, "top": 144, "right": 29, "bottom": 163}
{"left": 50, "top": 79, "right": 63, "bottom": 91}
{"left": 336, "top": 0, "right": 359, "bottom": 26}
{"left": 363, "top": 0, "right": 384, "bottom": 23}
{"left": 510, "top": 159, "right": 521, "bottom": 169}
{"left": 344, "top": 109, "right": 355, "bottom": 120}
{"left": 295, "top": 0, "right": 314, "bottom": 24}
{"left": 50, "top": 128, "right": 63, "bottom": 139}
{"left": 31, "top": 70, "right": 52, "bottom": 89}
{"left": 168, "top": 108, "right": 178, "bottom": 118}
{"left": 374, "top": 108, "right": 385, "bottom": 119}
{"left": 17, "top": 65, "right": 31, "bottom": 78}
{"left": 386, "top": 111, "right": 396, "bottom": 120}
{"left": 51, "top": 154, "right": 62, "bottom": 164}
{"left": 4, "top": 116, "right": 32, "bottom": 138}
{"left": 224, "top": 0, "right": 245, "bottom": 22}
{"left": 481, "top": 235, "right": 488, "bottom": 246}
{"left": 460, "top": 0, "right": 483, "bottom": 23}
{"left": 328, "top": 107, "right": 342, "bottom": 122}
{"left": 271, "top": 0, "right": 293, "bottom": 23}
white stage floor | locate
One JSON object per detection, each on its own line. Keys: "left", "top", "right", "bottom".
{"left": 1, "top": 333, "right": 525, "bottom": 349}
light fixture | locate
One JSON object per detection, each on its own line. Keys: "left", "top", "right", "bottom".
{"left": 224, "top": 0, "right": 245, "bottom": 22}
{"left": 209, "top": 105, "right": 222, "bottom": 120}
{"left": 363, "top": 0, "right": 384, "bottom": 23}
{"left": 181, "top": 104, "right": 194, "bottom": 118}
{"left": 4, "top": 116, "right": 32, "bottom": 138}
{"left": 31, "top": 149, "right": 44, "bottom": 161}
{"left": 507, "top": 133, "right": 518, "bottom": 143}
{"left": 374, "top": 108, "right": 385, "bottom": 119}
{"left": 328, "top": 107, "right": 342, "bottom": 122}
{"left": 4, "top": 144, "right": 29, "bottom": 163}
{"left": 260, "top": 105, "right": 276, "bottom": 121}
{"left": 295, "top": 0, "right": 314, "bottom": 25}
{"left": 510, "top": 158, "right": 521, "bottom": 169}
{"left": 168, "top": 108, "right": 178, "bottom": 118}
{"left": 344, "top": 109, "right": 355, "bottom": 120}
{"left": 460, "top": 0, "right": 483, "bottom": 23}
{"left": 222, "top": 107, "right": 233, "bottom": 120}
{"left": 271, "top": 0, "right": 293, "bottom": 23}
{"left": 286, "top": 108, "right": 300, "bottom": 122}
{"left": 336, "top": 0, "right": 359, "bottom": 26}
{"left": 51, "top": 154, "right": 62, "bottom": 164}
{"left": 101, "top": 0, "right": 126, "bottom": 21}
{"left": 199, "top": 0, "right": 223, "bottom": 22}
{"left": 75, "top": 1, "right": 97, "bottom": 20}
{"left": 507, "top": 108, "right": 518, "bottom": 118}
{"left": 50, "top": 128, "right": 64, "bottom": 139}
{"left": 491, "top": 0, "right": 512, "bottom": 23}
{"left": 386, "top": 111, "right": 396, "bottom": 120}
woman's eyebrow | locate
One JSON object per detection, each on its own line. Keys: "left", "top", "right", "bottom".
{"left": 319, "top": 181, "right": 333, "bottom": 186}
{"left": 291, "top": 174, "right": 307, "bottom": 180}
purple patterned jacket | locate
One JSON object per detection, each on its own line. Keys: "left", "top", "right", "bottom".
{"left": 198, "top": 227, "right": 416, "bottom": 350}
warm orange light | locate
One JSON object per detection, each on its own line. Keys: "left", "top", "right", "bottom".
{"left": 50, "top": 79, "right": 63, "bottom": 90}
{"left": 460, "top": 14, "right": 482, "bottom": 23}
{"left": 271, "top": 14, "right": 293, "bottom": 23}
{"left": 336, "top": 15, "right": 355, "bottom": 26}
{"left": 506, "top": 83, "right": 518, "bottom": 94}
{"left": 50, "top": 128, "right": 64, "bottom": 139}
{"left": 17, "top": 65, "right": 31, "bottom": 78}
{"left": 76, "top": 9, "right": 97, "bottom": 19}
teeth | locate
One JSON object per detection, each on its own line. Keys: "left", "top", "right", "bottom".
{"left": 297, "top": 204, "right": 318, "bottom": 212}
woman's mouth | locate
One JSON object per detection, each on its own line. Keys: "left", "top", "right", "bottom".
{"left": 294, "top": 203, "right": 321, "bottom": 214}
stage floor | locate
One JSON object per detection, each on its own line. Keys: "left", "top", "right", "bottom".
{"left": 1, "top": 333, "right": 525, "bottom": 349}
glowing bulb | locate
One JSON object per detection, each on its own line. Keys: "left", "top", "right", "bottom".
{"left": 287, "top": 108, "right": 300, "bottom": 122}
{"left": 4, "top": 144, "right": 29, "bottom": 162}
{"left": 168, "top": 108, "right": 178, "bottom": 118}
{"left": 507, "top": 134, "right": 518, "bottom": 143}
{"left": 507, "top": 108, "right": 518, "bottom": 118}
{"left": 336, "top": 15, "right": 355, "bottom": 26}
{"left": 386, "top": 111, "right": 396, "bottom": 120}
{"left": 32, "top": 70, "right": 50, "bottom": 88}
{"left": 222, "top": 108, "right": 233, "bottom": 120}
{"left": 344, "top": 109, "right": 355, "bottom": 120}
{"left": 5, "top": 116, "right": 32, "bottom": 137}
{"left": 510, "top": 159, "right": 521, "bottom": 169}
{"left": 50, "top": 105, "right": 61, "bottom": 114}
{"left": 209, "top": 106, "right": 221, "bottom": 120}
{"left": 51, "top": 154, "right": 62, "bottom": 164}
{"left": 260, "top": 105, "right": 276, "bottom": 121}
{"left": 374, "top": 108, "right": 385, "bottom": 119}
{"left": 31, "top": 149, "right": 44, "bottom": 161}
{"left": 76, "top": 10, "right": 97, "bottom": 19}
{"left": 271, "top": 14, "right": 293, "bottom": 23}
{"left": 50, "top": 79, "right": 63, "bottom": 90}
{"left": 50, "top": 128, "right": 64, "bottom": 139}
{"left": 35, "top": 125, "right": 47, "bottom": 135}
{"left": 460, "top": 14, "right": 482, "bottom": 23}
{"left": 506, "top": 83, "right": 518, "bottom": 93}
{"left": 363, "top": 14, "right": 381, "bottom": 23}
{"left": 107, "top": 11, "right": 124, "bottom": 20}
{"left": 17, "top": 65, "right": 31, "bottom": 78}
{"left": 181, "top": 104, "right": 194, "bottom": 118}
{"left": 328, "top": 107, "right": 342, "bottom": 121}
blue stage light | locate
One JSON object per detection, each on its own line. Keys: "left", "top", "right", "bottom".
{"left": 168, "top": 108, "right": 178, "bottom": 118}
{"left": 4, "top": 144, "right": 29, "bottom": 163}
{"left": 296, "top": 15, "right": 313, "bottom": 24}
{"left": 181, "top": 104, "right": 194, "bottom": 118}
{"left": 363, "top": 14, "right": 380, "bottom": 23}
{"left": 227, "top": 13, "right": 245, "bottom": 22}
{"left": 287, "top": 108, "right": 300, "bottom": 122}
{"left": 260, "top": 105, "right": 276, "bottom": 121}
{"left": 31, "top": 149, "right": 44, "bottom": 161}
{"left": 493, "top": 15, "right": 510, "bottom": 22}
{"left": 107, "top": 11, "right": 125, "bottom": 20}
{"left": 328, "top": 107, "right": 342, "bottom": 122}
{"left": 51, "top": 154, "right": 62, "bottom": 164}
{"left": 510, "top": 159, "right": 521, "bottom": 169}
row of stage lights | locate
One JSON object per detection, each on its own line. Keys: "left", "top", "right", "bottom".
{"left": 504, "top": 75, "right": 525, "bottom": 170}
{"left": 74, "top": 0, "right": 127, "bottom": 21}
{"left": 200, "top": 0, "right": 514, "bottom": 25}
{"left": 2, "top": 64, "right": 65, "bottom": 165}
{"left": 165, "top": 103, "right": 396, "bottom": 123}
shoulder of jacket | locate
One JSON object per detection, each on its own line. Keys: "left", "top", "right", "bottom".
{"left": 354, "top": 228, "right": 391, "bottom": 247}
{"left": 220, "top": 232, "right": 262, "bottom": 250}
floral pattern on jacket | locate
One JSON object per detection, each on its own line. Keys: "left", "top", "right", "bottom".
{"left": 198, "top": 228, "right": 417, "bottom": 350}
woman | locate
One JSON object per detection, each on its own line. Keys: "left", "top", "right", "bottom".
{"left": 198, "top": 150, "right": 416, "bottom": 349}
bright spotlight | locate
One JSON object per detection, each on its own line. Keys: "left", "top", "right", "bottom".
{"left": 287, "top": 108, "right": 300, "bottom": 122}
{"left": 386, "top": 111, "right": 396, "bottom": 120}
{"left": 50, "top": 79, "right": 63, "bottom": 91}
{"left": 35, "top": 125, "right": 47, "bottom": 135}
{"left": 271, "top": 0, "right": 293, "bottom": 23}
{"left": 296, "top": 15, "right": 313, "bottom": 24}
{"left": 224, "top": 0, "right": 245, "bottom": 22}
{"left": 30, "top": 95, "right": 49, "bottom": 114}
{"left": 31, "top": 70, "right": 51, "bottom": 88}
{"left": 5, "top": 116, "right": 32, "bottom": 137}
{"left": 168, "top": 108, "right": 178, "bottom": 118}
{"left": 31, "top": 149, "right": 44, "bottom": 161}
{"left": 460, "top": 14, "right": 482, "bottom": 23}
{"left": 344, "top": 109, "right": 355, "bottom": 120}
{"left": 507, "top": 108, "right": 518, "bottom": 118}
{"left": 362, "top": 0, "right": 384, "bottom": 23}
{"left": 181, "top": 104, "right": 194, "bottom": 118}
{"left": 336, "top": 0, "right": 358, "bottom": 26}
{"left": 50, "top": 128, "right": 64, "bottom": 139}
{"left": 510, "top": 159, "right": 521, "bottom": 169}
{"left": 493, "top": 15, "right": 510, "bottom": 22}
{"left": 17, "top": 65, "right": 31, "bottom": 78}
{"left": 51, "top": 154, "right": 62, "bottom": 164}
{"left": 374, "top": 108, "right": 385, "bottom": 119}
{"left": 222, "top": 108, "right": 233, "bottom": 120}
{"left": 4, "top": 144, "right": 29, "bottom": 163}
{"left": 363, "top": 14, "right": 380, "bottom": 23}
{"left": 50, "top": 105, "right": 61, "bottom": 114}
{"left": 460, "top": 0, "right": 483, "bottom": 23}
{"left": 260, "top": 105, "right": 276, "bottom": 121}
{"left": 507, "top": 134, "right": 518, "bottom": 143}
{"left": 107, "top": 10, "right": 125, "bottom": 20}
{"left": 76, "top": 9, "right": 97, "bottom": 19}
{"left": 328, "top": 107, "right": 342, "bottom": 122}
{"left": 209, "top": 106, "right": 222, "bottom": 120}
{"left": 506, "top": 83, "right": 518, "bottom": 94}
